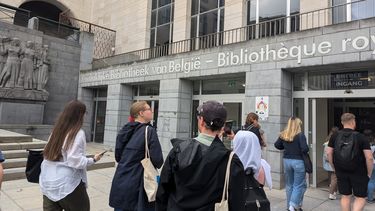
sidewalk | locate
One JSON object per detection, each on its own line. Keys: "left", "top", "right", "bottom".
{"left": 1, "top": 143, "right": 375, "bottom": 210}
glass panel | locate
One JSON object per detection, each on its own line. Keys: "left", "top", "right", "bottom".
{"left": 219, "top": 0, "right": 224, "bottom": 7}
{"left": 332, "top": 0, "right": 347, "bottom": 24}
{"left": 308, "top": 70, "right": 375, "bottom": 90}
{"left": 97, "top": 87, "right": 108, "bottom": 97}
{"left": 94, "top": 101, "right": 106, "bottom": 143}
{"left": 151, "top": 10, "right": 157, "bottom": 27}
{"left": 150, "top": 28, "right": 156, "bottom": 47}
{"left": 193, "top": 80, "right": 200, "bottom": 95}
{"left": 139, "top": 83, "right": 160, "bottom": 96}
{"left": 247, "top": 0, "right": 256, "bottom": 25}
{"left": 223, "top": 102, "right": 242, "bottom": 150}
{"left": 191, "top": 16, "right": 198, "bottom": 37}
{"left": 202, "top": 78, "right": 245, "bottom": 94}
{"left": 290, "top": 0, "right": 300, "bottom": 14}
{"left": 159, "top": 0, "right": 171, "bottom": 7}
{"left": 352, "top": 0, "right": 375, "bottom": 21}
{"left": 219, "top": 8, "right": 224, "bottom": 32}
{"left": 200, "top": 0, "right": 218, "bottom": 13}
{"left": 152, "top": 0, "right": 158, "bottom": 10}
{"left": 293, "top": 73, "right": 304, "bottom": 91}
{"left": 293, "top": 98, "right": 305, "bottom": 124}
{"left": 158, "top": 5, "right": 171, "bottom": 26}
{"left": 132, "top": 85, "right": 138, "bottom": 96}
{"left": 192, "top": 0, "right": 199, "bottom": 15}
{"left": 156, "top": 24, "right": 171, "bottom": 45}
{"left": 191, "top": 100, "right": 200, "bottom": 138}
{"left": 199, "top": 10, "right": 218, "bottom": 36}
{"left": 259, "top": 0, "right": 286, "bottom": 22}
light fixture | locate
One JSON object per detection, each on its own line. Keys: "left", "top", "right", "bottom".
{"left": 344, "top": 89, "right": 353, "bottom": 94}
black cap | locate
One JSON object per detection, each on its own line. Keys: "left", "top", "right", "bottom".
{"left": 197, "top": 101, "right": 227, "bottom": 129}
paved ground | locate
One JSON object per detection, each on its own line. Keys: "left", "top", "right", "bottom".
{"left": 1, "top": 143, "right": 375, "bottom": 210}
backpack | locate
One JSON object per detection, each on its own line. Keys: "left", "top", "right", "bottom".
{"left": 244, "top": 168, "right": 270, "bottom": 211}
{"left": 333, "top": 131, "right": 359, "bottom": 171}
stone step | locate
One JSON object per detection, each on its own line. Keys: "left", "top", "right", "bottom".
{"left": 2, "top": 158, "right": 27, "bottom": 169}
{"left": 3, "top": 160, "right": 116, "bottom": 181}
{"left": 0, "top": 129, "right": 33, "bottom": 143}
{"left": 0, "top": 140, "right": 46, "bottom": 150}
{"left": 2, "top": 149, "right": 31, "bottom": 159}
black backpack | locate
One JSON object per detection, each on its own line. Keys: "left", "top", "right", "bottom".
{"left": 244, "top": 168, "right": 270, "bottom": 211}
{"left": 333, "top": 131, "right": 359, "bottom": 171}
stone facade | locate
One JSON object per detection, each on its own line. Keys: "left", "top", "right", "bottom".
{"left": 79, "top": 18, "right": 375, "bottom": 189}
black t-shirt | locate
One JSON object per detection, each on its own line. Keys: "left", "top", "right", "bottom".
{"left": 328, "top": 128, "right": 370, "bottom": 174}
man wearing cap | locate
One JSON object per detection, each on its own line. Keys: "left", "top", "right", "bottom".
{"left": 156, "top": 101, "right": 245, "bottom": 211}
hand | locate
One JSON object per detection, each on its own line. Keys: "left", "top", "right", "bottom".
{"left": 93, "top": 153, "right": 103, "bottom": 162}
{"left": 227, "top": 131, "right": 235, "bottom": 140}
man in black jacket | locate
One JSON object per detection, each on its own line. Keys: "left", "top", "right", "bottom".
{"left": 156, "top": 101, "right": 246, "bottom": 211}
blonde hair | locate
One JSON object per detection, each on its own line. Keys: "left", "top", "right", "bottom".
{"left": 341, "top": 113, "right": 355, "bottom": 124}
{"left": 280, "top": 117, "right": 302, "bottom": 142}
{"left": 130, "top": 101, "right": 148, "bottom": 118}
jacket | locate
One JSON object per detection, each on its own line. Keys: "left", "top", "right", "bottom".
{"left": 156, "top": 136, "right": 246, "bottom": 211}
{"left": 109, "top": 122, "right": 163, "bottom": 210}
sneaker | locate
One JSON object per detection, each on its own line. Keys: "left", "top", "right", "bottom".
{"left": 368, "top": 199, "right": 375, "bottom": 204}
{"left": 329, "top": 193, "right": 337, "bottom": 200}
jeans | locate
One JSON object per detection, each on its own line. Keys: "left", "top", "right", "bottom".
{"left": 368, "top": 164, "right": 375, "bottom": 201}
{"left": 284, "top": 158, "right": 307, "bottom": 209}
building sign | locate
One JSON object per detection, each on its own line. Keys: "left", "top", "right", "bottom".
{"left": 80, "top": 33, "right": 375, "bottom": 85}
{"left": 331, "top": 71, "right": 368, "bottom": 89}
{"left": 255, "top": 96, "right": 269, "bottom": 121}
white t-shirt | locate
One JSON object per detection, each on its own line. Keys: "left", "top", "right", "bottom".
{"left": 39, "top": 129, "right": 95, "bottom": 202}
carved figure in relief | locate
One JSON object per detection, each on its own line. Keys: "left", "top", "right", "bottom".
{"left": 18, "top": 41, "right": 36, "bottom": 89}
{"left": 0, "top": 38, "right": 21, "bottom": 88}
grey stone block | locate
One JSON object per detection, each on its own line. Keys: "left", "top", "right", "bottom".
{"left": 322, "top": 52, "right": 360, "bottom": 64}
{"left": 322, "top": 20, "right": 360, "bottom": 34}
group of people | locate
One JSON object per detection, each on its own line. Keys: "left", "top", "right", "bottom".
{"left": 0, "top": 99, "right": 374, "bottom": 211}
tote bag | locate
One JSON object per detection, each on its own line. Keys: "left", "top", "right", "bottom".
{"left": 215, "top": 152, "right": 235, "bottom": 211}
{"left": 25, "top": 149, "right": 44, "bottom": 183}
{"left": 141, "top": 126, "right": 159, "bottom": 202}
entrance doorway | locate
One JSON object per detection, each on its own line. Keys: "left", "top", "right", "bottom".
{"left": 294, "top": 97, "right": 375, "bottom": 188}
{"left": 92, "top": 87, "right": 107, "bottom": 143}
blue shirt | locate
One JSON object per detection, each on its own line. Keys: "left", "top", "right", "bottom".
{"left": 0, "top": 150, "right": 4, "bottom": 162}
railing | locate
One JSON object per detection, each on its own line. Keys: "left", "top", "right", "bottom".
{"left": 97, "top": 0, "right": 368, "bottom": 66}
{"left": 59, "top": 14, "right": 116, "bottom": 59}
{"left": 0, "top": 2, "right": 80, "bottom": 41}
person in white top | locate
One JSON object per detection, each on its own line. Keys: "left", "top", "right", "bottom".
{"left": 39, "top": 100, "right": 103, "bottom": 211}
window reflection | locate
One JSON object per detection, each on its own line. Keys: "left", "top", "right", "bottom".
{"left": 150, "top": 0, "right": 174, "bottom": 47}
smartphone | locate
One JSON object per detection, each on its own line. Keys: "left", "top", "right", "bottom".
{"left": 99, "top": 150, "right": 107, "bottom": 156}
{"left": 224, "top": 121, "right": 233, "bottom": 135}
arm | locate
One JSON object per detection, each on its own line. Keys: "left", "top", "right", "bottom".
{"left": 229, "top": 155, "right": 246, "bottom": 211}
{"left": 326, "top": 147, "right": 335, "bottom": 172}
{"left": 148, "top": 127, "right": 164, "bottom": 168}
{"left": 364, "top": 149, "right": 374, "bottom": 178}
{"left": 0, "top": 163, "right": 3, "bottom": 190}
{"left": 274, "top": 138, "right": 284, "bottom": 150}
{"left": 65, "top": 130, "right": 94, "bottom": 169}
{"left": 156, "top": 152, "right": 174, "bottom": 211}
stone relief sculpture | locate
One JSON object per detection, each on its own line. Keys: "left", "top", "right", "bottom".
{"left": 18, "top": 41, "right": 36, "bottom": 89}
{"left": 37, "top": 45, "right": 49, "bottom": 91}
{"left": 0, "top": 38, "right": 21, "bottom": 88}
{"left": 0, "top": 37, "right": 51, "bottom": 101}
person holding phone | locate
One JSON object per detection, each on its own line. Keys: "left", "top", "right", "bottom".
{"left": 109, "top": 101, "right": 163, "bottom": 211}
{"left": 39, "top": 100, "right": 103, "bottom": 211}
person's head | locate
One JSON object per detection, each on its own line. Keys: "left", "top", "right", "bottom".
{"left": 233, "top": 130, "right": 261, "bottom": 171}
{"left": 130, "top": 101, "right": 153, "bottom": 123}
{"left": 197, "top": 101, "right": 227, "bottom": 135}
{"left": 341, "top": 113, "right": 356, "bottom": 129}
{"left": 325, "top": 126, "right": 339, "bottom": 143}
{"left": 44, "top": 100, "right": 86, "bottom": 161}
{"left": 280, "top": 117, "right": 303, "bottom": 142}
{"left": 246, "top": 112, "right": 259, "bottom": 126}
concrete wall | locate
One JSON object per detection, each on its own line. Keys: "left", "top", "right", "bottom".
{"left": 0, "top": 20, "right": 82, "bottom": 125}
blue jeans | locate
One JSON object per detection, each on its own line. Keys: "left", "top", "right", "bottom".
{"left": 368, "top": 164, "right": 375, "bottom": 201}
{"left": 284, "top": 158, "right": 307, "bottom": 208}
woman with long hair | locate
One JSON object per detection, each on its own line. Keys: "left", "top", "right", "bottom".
{"left": 274, "top": 117, "right": 308, "bottom": 211}
{"left": 323, "top": 126, "right": 339, "bottom": 200}
{"left": 40, "top": 100, "right": 103, "bottom": 211}
{"left": 109, "top": 101, "right": 163, "bottom": 211}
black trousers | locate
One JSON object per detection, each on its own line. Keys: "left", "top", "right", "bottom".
{"left": 43, "top": 181, "right": 90, "bottom": 211}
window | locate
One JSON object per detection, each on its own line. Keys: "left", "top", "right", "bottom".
{"left": 333, "top": 0, "right": 375, "bottom": 23}
{"left": 246, "top": 0, "right": 300, "bottom": 36}
{"left": 133, "top": 83, "right": 160, "bottom": 96}
{"left": 193, "top": 77, "right": 245, "bottom": 95}
{"left": 150, "top": 0, "right": 174, "bottom": 47}
{"left": 191, "top": 0, "right": 225, "bottom": 37}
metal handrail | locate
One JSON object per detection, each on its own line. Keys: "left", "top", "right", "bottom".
{"left": 94, "top": 0, "right": 368, "bottom": 67}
